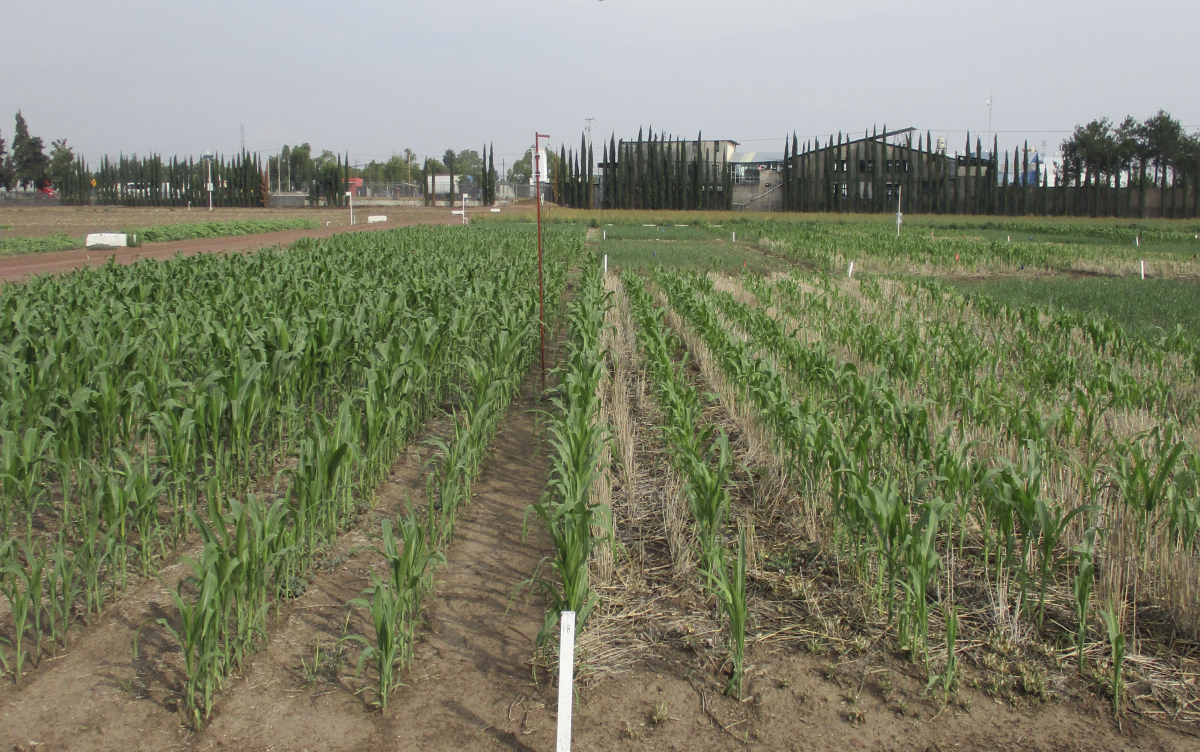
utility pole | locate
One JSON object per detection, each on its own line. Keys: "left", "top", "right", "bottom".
{"left": 535, "top": 132, "right": 549, "bottom": 390}
{"left": 203, "top": 152, "right": 214, "bottom": 211}
{"left": 986, "top": 94, "right": 993, "bottom": 147}
{"left": 585, "top": 117, "right": 595, "bottom": 153}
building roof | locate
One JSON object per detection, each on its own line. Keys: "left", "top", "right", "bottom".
{"left": 730, "top": 151, "right": 784, "bottom": 164}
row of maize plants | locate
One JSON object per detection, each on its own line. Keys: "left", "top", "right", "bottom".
{"left": 525, "top": 260, "right": 613, "bottom": 657}
{"left": 658, "top": 270, "right": 953, "bottom": 667}
{"left": 353, "top": 243, "right": 575, "bottom": 710}
{"left": 746, "top": 274, "right": 1199, "bottom": 554}
{"left": 0, "top": 226, "right": 580, "bottom": 695}
{"left": 765, "top": 273, "right": 1200, "bottom": 559}
{"left": 160, "top": 227, "right": 580, "bottom": 725}
{"left": 620, "top": 271, "right": 748, "bottom": 698}
{"left": 668, "top": 269, "right": 1197, "bottom": 711}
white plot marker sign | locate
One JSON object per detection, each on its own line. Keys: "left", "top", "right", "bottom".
{"left": 556, "top": 611, "right": 577, "bottom": 752}
{"left": 848, "top": 261, "right": 854, "bottom": 278}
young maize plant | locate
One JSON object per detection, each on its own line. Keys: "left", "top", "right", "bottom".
{"left": 375, "top": 508, "right": 443, "bottom": 668}
{"left": 926, "top": 602, "right": 959, "bottom": 704}
{"left": 1071, "top": 527, "right": 1097, "bottom": 670}
{"left": 350, "top": 573, "right": 407, "bottom": 711}
{"left": 527, "top": 261, "right": 614, "bottom": 650}
{"left": 700, "top": 528, "right": 749, "bottom": 698}
{"left": 1099, "top": 599, "right": 1127, "bottom": 717}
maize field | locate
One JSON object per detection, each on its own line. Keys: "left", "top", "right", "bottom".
{"left": 1, "top": 214, "right": 1198, "bottom": 747}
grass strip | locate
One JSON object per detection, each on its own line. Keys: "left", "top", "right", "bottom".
{"left": 0, "top": 233, "right": 81, "bottom": 256}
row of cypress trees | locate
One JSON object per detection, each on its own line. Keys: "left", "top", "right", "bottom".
{"left": 481, "top": 143, "right": 498, "bottom": 205}
{"left": 59, "top": 152, "right": 270, "bottom": 208}
{"left": 601, "top": 129, "right": 732, "bottom": 211}
{"left": 552, "top": 135, "right": 593, "bottom": 209}
{"left": 551, "top": 129, "right": 732, "bottom": 211}
{"left": 307, "top": 152, "right": 351, "bottom": 208}
{"left": 780, "top": 127, "right": 1196, "bottom": 218}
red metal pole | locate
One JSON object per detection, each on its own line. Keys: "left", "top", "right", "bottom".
{"left": 535, "top": 133, "right": 549, "bottom": 391}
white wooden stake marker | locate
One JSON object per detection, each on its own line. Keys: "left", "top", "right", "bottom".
{"left": 556, "top": 611, "right": 576, "bottom": 752}
{"left": 848, "top": 261, "right": 854, "bottom": 278}
{"left": 603, "top": 254, "right": 608, "bottom": 274}
{"left": 1141, "top": 260, "right": 1145, "bottom": 279}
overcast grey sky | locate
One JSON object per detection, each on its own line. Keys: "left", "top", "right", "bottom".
{"left": 2, "top": 0, "right": 1197, "bottom": 167}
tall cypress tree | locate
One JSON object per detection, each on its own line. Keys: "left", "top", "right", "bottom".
{"left": 556, "top": 144, "right": 565, "bottom": 204}
{"left": 782, "top": 137, "right": 791, "bottom": 211}
{"left": 973, "top": 136, "right": 982, "bottom": 215}
{"left": 1022, "top": 141, "right": 1030, "bottom": 216}
{"left": 489, "top": 142, "right": 495, "bottom": 204}
{"left": 1001, "top": 150, "right": 1010, "bottom": 216}
{"left": 482, "top": 143, "right": 489, "bottom": 204}
{"left": 635, "top": 128, "right": 644, "bottom": 209}
{"left": 993, "top": 135, "right": 1003, "bottom": 214}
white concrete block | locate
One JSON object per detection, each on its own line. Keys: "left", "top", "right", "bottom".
{"left": 367, "top": 215, "right": 387, "bottom": 224}
{"left": 86, "top": 233, "right": 128, "bottom": 248}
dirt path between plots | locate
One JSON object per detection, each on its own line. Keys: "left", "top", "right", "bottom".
{"left": 0, "top": 214, "right": 463, "bottom": 282}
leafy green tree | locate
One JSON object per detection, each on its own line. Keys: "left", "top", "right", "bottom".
{"left": 508, "top": 149, "right": 532, "bottom": 184}
{"left": 12, "top": 111, "right": 49, "bottom": 189}
{"left": 48, "top": 139, "right": 75, "bottom": 190}
{"left": 289, "top": 143, "right": 314, "bottom": 188}
{"left": 0, "top": 128, "right": 13, "bottom": 190}
{"left": 1139, "top": 110, "right": 1184, "bottom": 187}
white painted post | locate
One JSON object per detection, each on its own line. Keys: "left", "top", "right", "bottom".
{"left": 603, "top": 254, "right": 608, "bottom": 274}
{"left": 848, "top": 261, "right": 854, "bottom": 278}
{"left": 556, "top": 611, "right": 577, "bottom": 752}
{"left": 732, "top": 231, "right": 736, "bottom": 242}
{"left": 462, "top": 193, "right": 468, "bottom": 224}
{"left": 602, "top": 229, "right": 606, "bottom": 240}
{"left": 1141, "top": 260, "right": 1145, "bottom": 279}
{"left": 1136, "top": 236, "right": 1140, "bottom": 247}
{"left": 896, "top": 186, "right": 902, "bottom": 237}
{"left": 347, "top": 191, "right": 354, "bottom": 225}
